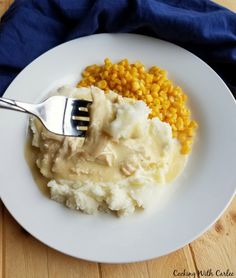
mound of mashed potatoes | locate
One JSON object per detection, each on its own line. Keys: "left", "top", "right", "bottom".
{"left": 29, "top": 86, "right": 187, "bottom": 216}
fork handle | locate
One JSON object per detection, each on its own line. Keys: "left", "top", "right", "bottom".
{"left": 0, "top": 97, "right": 37, "bottom": 115}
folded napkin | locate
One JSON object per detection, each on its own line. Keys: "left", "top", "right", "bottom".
{"left": 0, "top": 0, "right": 236, "bottom": 97}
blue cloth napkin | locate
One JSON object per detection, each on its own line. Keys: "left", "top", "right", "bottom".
{"left": 0, "top": 0, "right": 236, "bottom": 97}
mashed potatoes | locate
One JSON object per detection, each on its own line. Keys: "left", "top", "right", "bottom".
{"left": 29, "top": 86, "right": 187, "bottom": 216}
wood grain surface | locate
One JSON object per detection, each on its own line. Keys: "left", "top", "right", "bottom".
{"left": 0, "top": 1, "right": 235, "bottom": 277}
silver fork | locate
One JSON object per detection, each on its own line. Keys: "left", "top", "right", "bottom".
{"left": 0, "top": 96, "right": 92, "bottom": 137}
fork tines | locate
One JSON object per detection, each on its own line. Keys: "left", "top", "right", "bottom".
{"left": 71, "top": 99, "right": 92, "bottom": 137}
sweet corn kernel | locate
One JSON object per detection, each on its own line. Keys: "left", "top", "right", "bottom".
{"left": 104, "top": 58, "right": 111, "bottom": 65}
{"left": 186, "top": 128, "right": 194, "bottom": 137}
{"left": 189, "top": 120, "right": 198, "bottom": 129}
{"left": 178, "top": 133, "right": 187, "bottom": 143}
{"left": 111, "top": 73, "right": 117, "bottom": 80}
{"left": 176, "top": 117, "right": 184, "bottom": 130}
{"left": 97, "top": 80, "right": 107, "bottom": 89}
{"left": 132, "top": 81, "right": 140, "bottom": 91}
{"left": 137, "top": 90, "right": 143, "bottom": 96}
{"left": 181, "top": 144, "right": 191, "bottom": 155}
{"left": 146, "top": 95, "right": 153, "bottom": 103}
{"left": 88, "top": 76, "right": 95, "bottom": 83}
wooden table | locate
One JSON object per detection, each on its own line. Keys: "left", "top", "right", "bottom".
{"left": 0, "top": 1, "right": 235, "bottom": 277}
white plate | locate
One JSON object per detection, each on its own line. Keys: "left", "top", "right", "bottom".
{"left": 0, "top": 34, "right": 236, "bottom": 263}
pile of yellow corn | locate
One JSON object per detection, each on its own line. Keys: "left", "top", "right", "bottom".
{"left": 77, "top": 58, "right": 198, "bottom": 154}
